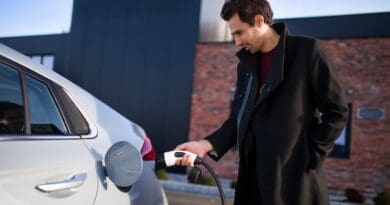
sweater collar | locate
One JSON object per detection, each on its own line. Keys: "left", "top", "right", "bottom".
{"left": 236, "top": 22, "right": 289, "bottom": 91}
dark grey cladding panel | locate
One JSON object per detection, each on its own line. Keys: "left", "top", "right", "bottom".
{"left": 276, "top": 12, "right": 390, "bottom": 39}
{"left": 66, "top": 0, "right": 201, "bottom": 153}
{"left": 0, "top": 34, "right": 69, "bottom": 75}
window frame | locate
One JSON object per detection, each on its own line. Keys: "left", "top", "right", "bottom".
{"left": 0, "top": 55, "right": 89, "bottom": 140}
{"left": 51, "top": 84, "right": 90, "bottom": 135}
{"left": 329, "top": 103, "right": 352, "bottom": 158}
{"left": 0, "top": 62, "right": 28, "bottom": 135}
{"left": 24, "top": 73, "right": 69, "bottom": 136}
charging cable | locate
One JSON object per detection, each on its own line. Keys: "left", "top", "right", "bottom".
{"left": 157, "top": 151, "right": 226, "bottom": 205}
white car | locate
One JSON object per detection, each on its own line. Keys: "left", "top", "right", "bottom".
{"left": 0, "top": 43, "right": 167, "bottom": 205}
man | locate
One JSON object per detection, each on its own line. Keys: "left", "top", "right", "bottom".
{"left": 176, "top": 0, "right": 348, "bottom": 204}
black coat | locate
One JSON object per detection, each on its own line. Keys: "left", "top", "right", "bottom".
{"left": 205, "top": 23, "right": 348, "bottom": 205}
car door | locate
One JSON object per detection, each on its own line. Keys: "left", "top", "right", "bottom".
{"left": 0, "top": 61, "right": 98, "bottom": 204}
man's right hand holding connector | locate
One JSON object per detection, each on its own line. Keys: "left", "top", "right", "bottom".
{"left": 174, "top": 139, "right": 213, "bottom": 167}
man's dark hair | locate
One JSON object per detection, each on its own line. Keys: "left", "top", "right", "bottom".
{"left": 221, "top": 0, "right": 273, "bottom": 26}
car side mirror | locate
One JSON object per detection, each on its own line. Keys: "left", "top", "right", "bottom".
{"left": 105, "top": 141, "right": 143, "bottom": 190}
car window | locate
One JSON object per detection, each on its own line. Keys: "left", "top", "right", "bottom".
{"left": 0, "top": 63, "right": 25, "bottom": 134}
{"left": 57, "top": 88, "right": 90, "bottom": 135}
{"left": 25, "top": 75, "right": 68, "bottom": 135}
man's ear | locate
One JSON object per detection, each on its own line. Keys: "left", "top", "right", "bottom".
{"left": 254, "top": 15, "right": 264, "bottom": 26}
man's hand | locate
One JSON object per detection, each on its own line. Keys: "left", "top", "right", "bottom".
{"left": 174, "top": 140, "right": 213, "bottom": 167}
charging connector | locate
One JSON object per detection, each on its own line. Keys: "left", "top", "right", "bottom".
{"left": 157, "top": 150, "right": 200, "bottom": 167}
{"left": 156, "top": 150, "right": 225, "bottom": 205}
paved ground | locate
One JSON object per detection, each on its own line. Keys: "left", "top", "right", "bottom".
{"left": 164, "top": 189, "right": 368, "bottom": 205}
{"left": 165, "top": 190, "right": 234, "bottom": 205}
{"left": 161, "top": 174, "right": 370, "bottom": 205}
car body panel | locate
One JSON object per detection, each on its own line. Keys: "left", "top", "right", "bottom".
{"left": 130, "top": 160, "right": 168, "bottom": 205}
{"left": 0, "top": 43, "right": 167, "bottom": 205}
{"left": 0, "top": 139, "right": 101, "bottom": 204}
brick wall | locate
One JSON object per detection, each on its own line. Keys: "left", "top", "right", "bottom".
{"left": 188, "top": 39, "right": 390, "bottom": 196}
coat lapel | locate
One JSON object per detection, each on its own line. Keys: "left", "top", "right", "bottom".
{"left": 236, "top": 48, "right": 260, "bottom": 106}
{"left": 253, "top": 23, "right": 288, "bottom": 108}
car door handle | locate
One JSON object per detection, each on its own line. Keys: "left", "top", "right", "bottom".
{"left": 36, "top": 173, "right": 87, "bottom": 193}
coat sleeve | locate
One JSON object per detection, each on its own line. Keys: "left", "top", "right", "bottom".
{"left": 204, "top": 63, "right": 245, "bottom": 161}
{"left": 307, "top": 40, "right": 349, "bottom": 169}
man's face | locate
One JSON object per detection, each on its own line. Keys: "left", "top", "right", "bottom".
{"left": 228, "top": 13, "right": 264, "bottom": 53}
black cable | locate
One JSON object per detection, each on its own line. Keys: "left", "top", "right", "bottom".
{"left": 156, "top": 152, "right": 226, "bottom": 205}
{"left": 196, "top": 158, "right": 226, "bottom": 205}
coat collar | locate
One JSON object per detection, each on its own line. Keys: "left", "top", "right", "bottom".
{"left": 236, "top": 23, "right": 289, "bottom": 105}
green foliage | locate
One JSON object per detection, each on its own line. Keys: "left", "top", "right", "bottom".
{"left": 230, "top": 179, "right": 237, "bottom": 189}
{"left": 191, "top": 175, "right": 217, "bottom": 186}
{"left": 199, "top": 175, "right": 217, "bottom": 186}
{"left": 155, "top": 168, "right": 169, "bottom": 180}
{"left": 344, "top": 188, "right": 366, "bottom": 203}
{"left": 373, "top": 192, "right": 390, "bottom": 205}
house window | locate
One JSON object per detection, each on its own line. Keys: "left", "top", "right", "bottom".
{"left": 330, "top": 104, "right": 352, "bottom": 158}
{"left": 29, "top": 54, "right": 55, "bottom": 70}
